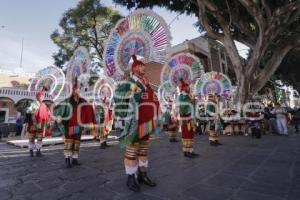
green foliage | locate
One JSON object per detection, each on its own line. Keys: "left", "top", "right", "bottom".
{"left": 51, "top": 0, "right": 122, "bottom": 69}
{"left": 275, "top": 49, "right": 300, "bottom": 92}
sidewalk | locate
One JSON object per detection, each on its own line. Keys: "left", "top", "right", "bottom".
{"left": 2, "top": 130, "right": 120, "bottom": 148}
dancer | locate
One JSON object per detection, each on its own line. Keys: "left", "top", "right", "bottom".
{"left": 178, "top": 79, "right": 198, "bottom": 158}
{"left": 164, "top": 100, "right": 179, "bottom": 142}
{"left": 115, "top": 55, "right": 160, "bottom": 192}
{"left": 55, "top": 78, "right": 96, "bottom": 168}
{"left": 25, "top": 88, "right": 51, "bottom": 157}
{"left": 207, "top": 94, "right": 223, "bottom": 146}
{"left": 103, "top": 9, "right": 171, "bottom": 192}
{"left": 99, "top": 97, "right": 113, "bottom": 149}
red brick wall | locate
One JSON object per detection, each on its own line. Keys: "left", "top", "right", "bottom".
{"left": 145, "top": 62, "right": 163, "bottom": 86}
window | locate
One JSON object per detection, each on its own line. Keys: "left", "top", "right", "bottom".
{"left": 0, "top": 110, "right": 6, "bottom": 123}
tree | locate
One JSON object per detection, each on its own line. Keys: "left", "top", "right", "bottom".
{"left": 113, "top": 0, "right": 300, "bottom": 103}
{"left": 51, "top": 0, "right": 122, "bottom": 70}
{"left": 275, "top": 49, "right": 300, "bottom": 92}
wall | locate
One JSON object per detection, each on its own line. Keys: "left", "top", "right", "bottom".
{"left": 145, "top": 61, "right": 163, "bottom": 86}
{"left": 0, "top": 98, "right": 17, "bottom": 123}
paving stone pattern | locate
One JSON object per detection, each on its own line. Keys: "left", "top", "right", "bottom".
{"left": 0, "top": 132, "right": 299, "bottom": 200}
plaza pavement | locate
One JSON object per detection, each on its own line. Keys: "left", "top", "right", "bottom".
{"left": 0, "top": 131, "right": 299, "bottom": 200}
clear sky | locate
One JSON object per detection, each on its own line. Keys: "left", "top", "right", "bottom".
{"left": 0, "top": 0, "right": 246, "bottom": 73}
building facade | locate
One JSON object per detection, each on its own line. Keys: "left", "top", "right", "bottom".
{"left": 0, "top": 69, "right": 34, "bottom": 123}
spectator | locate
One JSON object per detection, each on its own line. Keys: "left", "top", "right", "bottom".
{"left": 293, "top": 106, "right": 300, "bottom": 133}
{"left": 266, "top": 104, "right": 278, "bottom": 135}
{"left": 245, "top": 104, "right": 262, "bottom": 138}
{"left": 274, "top": 103, "right": 288, "bottom": 136}
{"left": 15, "top": 113, "right": 23, "bottom": 136}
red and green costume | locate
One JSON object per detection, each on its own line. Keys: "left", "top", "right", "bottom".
{"left": 95, "top": 98, "right": 114, "bottom": 148}
{"left": 25, "top": 91, "right": 51, "bottom": 152}
{"left": 114, "top": 57, "right": 161, "bottom": 177}
{"left": 164, "top": 104, "right": 178, "bottom": 141}
{"left": 55, "top": 96, "right": 96, "bottom": 159}
{"left": 178, "top": 91, "right": 195, "bottom": 153}
{"left": 206, "top": 95, "right": 223, "bottom": 145}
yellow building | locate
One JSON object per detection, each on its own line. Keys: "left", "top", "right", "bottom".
{"left": 0, "top": 68, "right": 33, "bottom": 123}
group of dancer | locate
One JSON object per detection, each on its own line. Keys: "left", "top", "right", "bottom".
{"left": 23, "top": 56, "right": 224, "bottom": 193}
{"left": 164, "top": 80, "right": 223, "bottom": 158}
{"left": 22, "top": 9, "right": 228, "bottom": 193}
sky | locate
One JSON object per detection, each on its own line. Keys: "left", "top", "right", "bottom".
{"left": 0, "top": 0, "right": 246, "bottom": 74}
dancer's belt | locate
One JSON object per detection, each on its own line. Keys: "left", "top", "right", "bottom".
{"left": 68, "top": 126, "right": 82, "bottom": 135}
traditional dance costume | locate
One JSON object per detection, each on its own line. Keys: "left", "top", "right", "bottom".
{"left": 99, "top": 97, "right": 113, "bottom": 149}
{"left": 207, "top": 95, "right": 223, "bottom": 146}
{"left": 55, "top": 80, "right": 96, "bottom": 168}
{"left": 164, "top": 103, "right": 179, "bottom": 142}
{"left": 178, "top": 80, "right": 198, "bottom": 158}
{"left": 114, "top": 56, "right": 160, "bottom": 192}
{"left": 25, "top": 89, "right": 51, "bottom": 157}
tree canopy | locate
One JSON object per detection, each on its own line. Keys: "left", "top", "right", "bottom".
{"left": 275, "top": 49, "right": 300, "bottom": 92}
{"left": 113, "top": 0, "right": 300, "bottom": 103}
{"left": 51, "top": 0, "right": 122, "bottom": 72}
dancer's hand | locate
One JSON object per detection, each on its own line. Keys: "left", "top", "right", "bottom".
{"left": 56, "top": 116, "right": 62, "bottom": 123}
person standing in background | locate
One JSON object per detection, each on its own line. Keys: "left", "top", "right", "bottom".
{"left": 15, "top": 112, "right": 23, "bottom": 136}
{"left": 292, "top": 106, "right": 300, "bottom": 133}
{"left": 274, "top": 103, "right": 288, "bottom": 136}
{"left": 99, "top": 97, "right": 113, "bottom": 149}
{"left": 164, "top": 100, "right": 179, "bottom": 143}
{"left": 266, "top": 104, "right": 278, "bottom": 135}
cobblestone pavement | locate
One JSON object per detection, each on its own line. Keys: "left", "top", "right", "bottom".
{"left": 0, "top": 132, "right": 299, "bottom": 200}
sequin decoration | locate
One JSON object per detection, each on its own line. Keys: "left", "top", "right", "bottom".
{"left": 161, "top": 53, "right": 205, "bottom": 88}
{"left": 103, "top": 9, "right": 171, "bottom": 81}
{"left": 158, "top": 81, "right": 178, "bottom": 107}
{"left": 194, "top": 71, "right": 232, "bottom": 97}
{"left": 93, "top": 76, "right": 115, "bottom": 104}
{"left": 66, "top": 46, "right": 91, "bottom": 83}
{"left": 28, "top": 66, "right": 65, "bottom": 101}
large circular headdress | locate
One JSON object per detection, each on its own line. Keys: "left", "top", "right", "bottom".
{"left": 65, "top": 46, "right": 91, "bottom": 97}
{"left": 28, "top": 66, "right": 65, "bottom": 101}
{"left": 161, "top": 53, "right": 205, "bottom": 88}
{"left": 66, "top": 46, "right": 91, "bottom": 83}
{"left": 93, "top": 76, "right": 115, "bottom": 105}
{"left": 158, "top": 81, "right": 178, "bottom": 108}
{"left": 103, "top": 9, "right": 171, "bottom": 81}
{"left": 194, "top": 71, "right": 232, "bottom": 97}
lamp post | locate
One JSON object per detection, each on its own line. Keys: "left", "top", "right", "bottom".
{"left": 19, "top": 38, "right": 24, "bottom": 69}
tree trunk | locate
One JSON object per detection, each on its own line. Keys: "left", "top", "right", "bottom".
{"left": 235, "top": 72, "right": 250, "bottom": 104}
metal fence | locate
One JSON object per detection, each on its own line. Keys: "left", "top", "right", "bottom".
{"left": 0, "top": 123, "right": 16, "bottom": 139}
